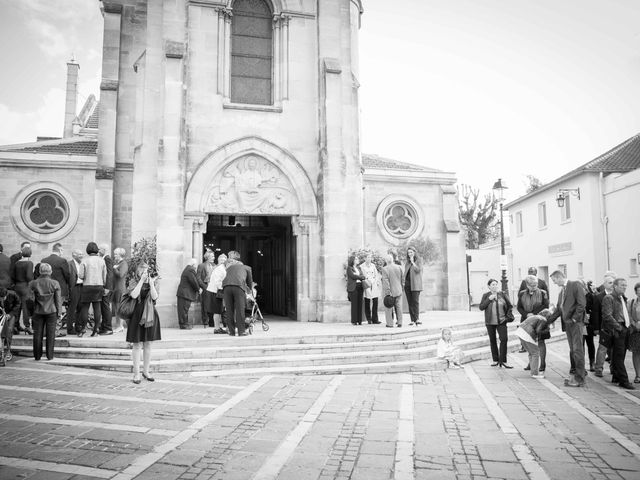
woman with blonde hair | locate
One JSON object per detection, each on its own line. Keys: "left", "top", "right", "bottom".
{"left": 126, "top": 262, "right": 161, "bottom": 384}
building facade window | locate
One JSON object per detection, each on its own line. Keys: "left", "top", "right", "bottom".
{"left": 558, "top": 264, "right": 567, "bottom": 277}
{"left": 631, "top": 258, "right": 638, "bottom": 277}
{"left": 560, "top": 194, "right": 571, "bottom": 222}
{"left": 376, "top": 194, "right": 424, "bottom": 243}
{"left": 538, "top": 202, "right": 547, "bottom": 229}
{"left": 577, "top": 261, "right": 583, "bottom": 278}
{"left": 22, "top": 190, "right": 69, "bottom": 234}
{"left": 230, "top": 0, "right": 273, "bottom": 105}
{"left": 515, "top": 211, "right": 523, "bottom": 235}
{"left": 10, "top": 182, "right": 79, "bottom": 243}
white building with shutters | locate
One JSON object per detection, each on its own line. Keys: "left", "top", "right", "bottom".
{"left": 505, "top": 133, "right": 640, "bottom": 302}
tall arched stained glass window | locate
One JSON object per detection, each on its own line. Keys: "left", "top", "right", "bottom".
{"left": 231, "top": 0, "right": 273, "bottom": 105}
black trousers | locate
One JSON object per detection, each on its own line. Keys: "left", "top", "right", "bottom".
{"left": 100, "top": 290, "right": 113, "bottom": 332}
{"left": 201, "top": 290, "right": 215, "bottom": 326}
{"left": 364, "top": 297, "right": 379, "bottom": 323}
{"left": 177, "top": 296, "right": 192, "bottom": 327}
{"left": 486, "top": 323, "right": 508, "bottom": 363}
{"left": 79, "top": 301, "right": 102, "bottom": 333}
{"left": 224, "top": 286, "right": 246, "bottom": 335}
{"left": 611, "top": 326, "right": 630, "bottom": 384}
{"left": 583, "top": 333, "right": 595, "bottom": 364}
{"left": 68, "top": 284, "right": 82, "bottom": 333}
{"left": 32, "top": 313, "right": 57, "bottom": 360}
{"left": 404, "top": 288, "right": 420, "bottom": 323}
{"left": 348, "top": 284, "right": 364, "bottom": 325}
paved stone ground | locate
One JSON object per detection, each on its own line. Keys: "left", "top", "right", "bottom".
{"left": 1, "top": 340, "right": 640, "bottom": 480}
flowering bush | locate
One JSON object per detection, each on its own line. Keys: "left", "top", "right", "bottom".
{"left": 126, "top": 235, "right": 159, "bottom": 286}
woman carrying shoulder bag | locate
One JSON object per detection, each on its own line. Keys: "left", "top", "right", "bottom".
{"left": 126, "top": 262, "right": 161, "bottom": 384}
{"left": 480, "top": 278, "right": 514, "bottom": 369}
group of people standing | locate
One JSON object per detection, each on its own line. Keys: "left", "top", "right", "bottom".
{"left": 479, "top": 266, "right": 640, "bottom": 390}
{"left": 0, "top": 240, "right": 162, "bottom": 385}
{"left": 176, "top": 249, "right": 254, "bottom": 336}
{"left": 346, "top": 247, "right": 423, "bottom": 327}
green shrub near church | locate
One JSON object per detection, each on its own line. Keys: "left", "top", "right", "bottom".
{"left": 126, "top": 236, "right": 159, "bottom": 286}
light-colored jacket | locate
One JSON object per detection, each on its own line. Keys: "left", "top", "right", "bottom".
{"left": 207, "top": 264, "right": 227, "bottom": 293}
{"left": 381, "top": 263, "right": 404, "bottom": 297}
{"left": 360, "top": 262, "right": 381, "bottom": 298}
{"left": 80, "top": 254, "right": 106, "bottom": 287}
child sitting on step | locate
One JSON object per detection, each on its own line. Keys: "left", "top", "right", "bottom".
{"left": 437, "top": 328, "right": 463, "bottom": 369}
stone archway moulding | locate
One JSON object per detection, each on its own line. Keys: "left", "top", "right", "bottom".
{"left": 185, "top": 136, "right": 318, "bottom": 218}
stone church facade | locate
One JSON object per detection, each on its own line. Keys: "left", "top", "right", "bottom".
{"left": 0, "top": 0, "right": 468, "bottom": 324}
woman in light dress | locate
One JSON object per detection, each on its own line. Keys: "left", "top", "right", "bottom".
{"left": 360, "top": 253, "right": 382, "bottom": 324}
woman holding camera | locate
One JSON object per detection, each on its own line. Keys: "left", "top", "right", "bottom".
{"left": 126, "top": 262, "right": 161, "bottom": 384}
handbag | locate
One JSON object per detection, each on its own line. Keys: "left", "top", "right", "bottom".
{"left": 117, "top": 293, "right": 137, "bottom": 321}
{"left": 139, "top": 294, "right": 155, "bottom": 328}
{"left": 505, "top": 308, "right": 515, "bottom": 323}
{"left": 362, "top": 279, "right": 372, "bottom": 290}
{"left": 599, "top": 329, "right": 613, "bottom": 348}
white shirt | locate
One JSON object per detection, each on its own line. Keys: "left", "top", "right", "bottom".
{"left": 207, "top": 264, "right": 227, "bottom": 293}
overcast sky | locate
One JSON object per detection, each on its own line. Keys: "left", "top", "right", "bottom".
{"left": 1, "top": 0, "right": 639, "bottom": 201}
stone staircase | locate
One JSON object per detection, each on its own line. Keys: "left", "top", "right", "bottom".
{"left": 9, "top": 319, "right": 567, "bottom": 376}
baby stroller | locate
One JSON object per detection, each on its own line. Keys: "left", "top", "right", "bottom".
{"left": 244, "top": 283, "right": 269, "bottom": 334}
{"left": 0, "top": 306, "right": 12, "bottom": 366}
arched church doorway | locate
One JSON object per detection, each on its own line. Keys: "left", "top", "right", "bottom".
{"left": 204, "top": 215, "right": 296, "bottom": 319}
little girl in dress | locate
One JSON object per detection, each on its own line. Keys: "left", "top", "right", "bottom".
{"left": 437, "top": 328, "right": 464, "bottom": 369}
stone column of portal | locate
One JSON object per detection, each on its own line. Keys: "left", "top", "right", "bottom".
{"left": 316, "top": 0, "right": 364, "bottom": 322}
{"left": 94, "top": 3, "right": 122, "bottom": 244}
{"left": 441, "top": 185, "right": 470, "bottom": 310}
{"left": 155, "top": 0, "right": 187, "bottom": 326}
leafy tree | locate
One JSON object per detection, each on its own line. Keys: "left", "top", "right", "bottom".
{"left": 525, "top": 174, "right": 543, "bottom": 193}
{"left": 394, "top": 237, "right": 440, "bottom": 265}
{"left": 457, "top": 184, "right": 498, "bottom": 249}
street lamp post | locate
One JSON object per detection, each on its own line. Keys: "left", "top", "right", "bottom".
{"left": 492, "top": 178, "right": 508, "bottom": 295}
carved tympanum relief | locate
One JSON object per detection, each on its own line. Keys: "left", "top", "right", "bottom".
{"left": 205, "top": 155, "right": 299, "bottom": 214}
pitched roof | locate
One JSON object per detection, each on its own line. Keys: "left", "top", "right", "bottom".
{"left": 582, "top": 133, "right": 640, "bottom": 172}
{"left": 506, "top": 133, "right": 640, "bottom": 208}
{"left": 85, "top": 105, "right": 99, "bottom": 129}
{"left": 362, "top": 154, "right": 442, "bottom": 172}
{"left": 0, "top": 138, "right": 97, "bottom": 156}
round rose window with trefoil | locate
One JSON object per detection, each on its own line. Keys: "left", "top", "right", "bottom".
{"left": 383, "top": 201, "right": 418, "bottom": 238}
{"left": 21, "top": 190, "right": 70, "bottom": 234}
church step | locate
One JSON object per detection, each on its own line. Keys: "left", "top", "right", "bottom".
{"left": 8, "top": 319, "right": 490, "bottom": 350}
{"left": 10, "top": 324, "right": 503, "bottom": 360}
{"left": 13, "top": 330, "right": 566, "bottom": 373}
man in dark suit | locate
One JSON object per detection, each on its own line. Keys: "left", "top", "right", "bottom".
{"left": 0, "top": 244, "right": 11, "bottom": 289}
{"left": 196, "top": 253, "right": 215, "bottom": 327}
{"left": 518, "top": 267, "right": 549, "bottom": 295}
{"left": 176, "top": 258, "right": 200, "bottom": 329}
{"left": 222, "top": 250, "right": 253, "bottom": 336}
{"left": 592, "top": 275, "right": 615, "bottom": 377}
{"left": 601, "top": 278, "right": 634, "bottom": 390}
{"left": 9, "top": 241, "right": 31, "bottom": 285}
{"left": 98, "top": 244, "right": 114, "bottom": 335}
{"left": 67, "top": 249, "right": 84, "bottom": 334}
{"left": 548, "top": 270, "right": 587, "bottom": 387}
{"left": 41, "top": 243, "right": 70, "bottom": 301}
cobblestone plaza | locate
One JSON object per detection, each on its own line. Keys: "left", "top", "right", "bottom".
{"left": 1, "top": 338, "right": 640, "bottom": 480}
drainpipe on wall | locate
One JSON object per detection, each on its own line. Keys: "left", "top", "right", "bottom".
{"left": 598, "top": 172, "right": 611, "bottom": 271}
